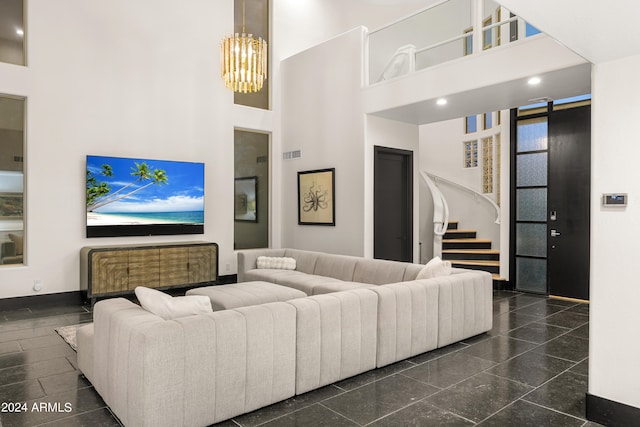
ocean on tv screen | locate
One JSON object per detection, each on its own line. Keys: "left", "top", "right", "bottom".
{"left": 86, "top": 155, "right": 205, "bottom": 229}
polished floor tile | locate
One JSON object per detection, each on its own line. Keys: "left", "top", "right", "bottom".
{"left": 261, "top": 403, "right": 357, "bottom": 426}
{"left": 512, "top": 300, "right": 569, "bottom": 317}
{"left": 478, "top": 399, "right": 584, "bottom": 426}
{"left": 425, "top": 372, "right": 533, "bottom": 423}
{"left": 461, "top": 335, "right": 537, "bottom": 363}
{"left": 506, "top": 321, "right": 570, "bottom": 344}
{"left": 401, "top": 352, "right": 496, "bottom": 388}
{"left": 540, "top": 310, "right": 589, "bottom": 329}
{"left": 0, "top": 290, "right": 596, "bottom": 426}
{"left": 369, "top": 399, "right": 474, "bottom": 426}
{"left": 485, "top": 350, "right": 575, "bottom": 387}
{"left": 322, "top": 374, "right": 439, "bottom": 425}
{"left": 533, "top": 334, "right": 589, "bottom": 362}
{"left": 523, "top": 371, "right": 589, "bottom": 418}
{"left": 234, "top": 385, "right": 344, "bottom": 427}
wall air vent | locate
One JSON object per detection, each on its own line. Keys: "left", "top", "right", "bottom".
{"left": 283, "top": 150, "right": 301, "bottom": 160}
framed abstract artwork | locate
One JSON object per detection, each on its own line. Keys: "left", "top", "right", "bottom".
{"left": 297, "top": 168, "right": 335, "bottom": 226}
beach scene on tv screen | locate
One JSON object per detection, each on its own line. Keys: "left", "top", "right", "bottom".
{"left": 86, "top": 155, "right": 204, "bottom": 227}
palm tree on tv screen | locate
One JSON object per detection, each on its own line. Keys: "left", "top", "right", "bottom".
{"left": 86, "top": 162, "right": 168, "bottom": 212}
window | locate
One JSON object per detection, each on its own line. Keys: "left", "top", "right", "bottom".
{"left": 465, "top": 115, "right": 477, "bottom": 133}
{"left": 0, "top": 0, "right": 25, "bottom": 65}
{"left": 463, "top": 140, "right": 478, "bottom": 168}
{"left": 482, "top": 137, "right": 493, "bottom": 193}
{"left": 463, "top": 28, "right": 473, "bottom": 56}
{"left": 484, "top": 112, "right": 493, "bottom": 130}
{"left": 483, "top": 17, "right": 493, "bottom": 50}
{"left": 0, "top": 94, "right": 26, "bottom": 266}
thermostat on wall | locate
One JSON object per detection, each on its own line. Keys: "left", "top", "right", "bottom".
{"left": 602, "top": 193, "right": 628, "bottom": 206}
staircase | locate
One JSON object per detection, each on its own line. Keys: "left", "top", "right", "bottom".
{"left": 441, "top": 221, "right": 507, "bottom": 287}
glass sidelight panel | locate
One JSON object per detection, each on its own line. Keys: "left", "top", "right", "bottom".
{"left": 517, "top": 188, "right": 546, "bottom": 221}
{"left": 0, "top": 94, "right": 25, "bottom": 266}
{"left": 517, "top": 117, "right": 547, "bottom": 152}
{"left": 515, "top": 114, "right": 549, "bottom": 294}
{"left": 516, "top": 257, "right": 546, "bottom": 293}
{"left": 516, "top": 152, "right": 547, "bottom": 187}
{"left": 516, "top": 223, "right": 546, "bottom": 257}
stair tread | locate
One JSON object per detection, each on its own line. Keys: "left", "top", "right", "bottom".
{"left": 451, "top": 260, "right": 500, "bottom": 267}
{"left": 445, "top": 229, "right": 477, "bottom": 233}
{"left": 443, "top": 249, "right": 500, "bottom": 254}
{"left": 492, "top": 275, "right": 507, "bottom": 281}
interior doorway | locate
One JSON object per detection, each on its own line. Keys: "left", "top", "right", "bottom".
{"left": 511, "top": 99, "right": 591, "bottom": 300}
{"left": 374, "top": 146, "right": 413, "bottom": 262}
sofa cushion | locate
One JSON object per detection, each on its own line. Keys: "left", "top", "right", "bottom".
{"left": 311, "top": 281, "right": 375, "bottom": 295}
{"left": 276, "top": 273, "right": 344, "bottom": 295}
{"left": 370, "top": 280, "right": 440, "bottom": 367}
{"left": 284, "top": 249, "right": 320, "bottom": 274}
{"left": 287, "top": 289, "right": 378, "bottom": 394}
{"left": 257, "top": 256, "right": 297, "bottom": 270}
{"left": 134, "top": 286, "right": 213, "bottom": 320}
{"left": 416, "top": 257, "right": 452, "bottom": 280}
{"left": 353, "top": 258, "right": 408, "bottom": 285}
{"left": 436, "top": 271, "right": 492, "bottom": 347}
{"left": 313, "top": 253, "right": 358, "bottom": 281}
{"left": 402, "top": 263, "right": 424, "bottom": 281}
{"left": 186, "top": 281, "right": 306, "bottom": 310}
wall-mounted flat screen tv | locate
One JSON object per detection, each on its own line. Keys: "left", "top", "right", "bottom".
{"left": 86, "top": 155, "right": 204, "bottom": 237}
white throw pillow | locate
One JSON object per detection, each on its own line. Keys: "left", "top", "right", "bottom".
{"left": 416, "top": 256, "right": 452, "bottom": 280}
{"left": 134, "top": 286, "right": 213, "bottom": 320}
{"left": 256, "top": 256, "right": 297, "bottom": 270}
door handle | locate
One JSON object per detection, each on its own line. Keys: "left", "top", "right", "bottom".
{"left": 550, "top": 229, "right": 561, "bottom": 237}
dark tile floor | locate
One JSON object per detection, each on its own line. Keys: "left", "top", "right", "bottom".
{"left": 0, "top": 291, "right": 603, "bottom": 426}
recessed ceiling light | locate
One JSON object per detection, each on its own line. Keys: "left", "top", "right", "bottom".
{"left": 436, "top": 98, "right": 447, "bottom": 106}
{"left": 16, "top": 29, "right": 23, "bottom": 36}
{"left": 528, "top": 77, "right": 541, "bottom": 85}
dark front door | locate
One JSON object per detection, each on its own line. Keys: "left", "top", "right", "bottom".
{"left": 374, "top": 146, "right": 413, "bottom": 262}
{"left": 548, "top": 105, "right": 591, "bottom": 300}
{"left": 512, "top": 102, "right": 591, "bottom": 300}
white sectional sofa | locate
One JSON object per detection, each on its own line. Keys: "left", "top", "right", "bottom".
{"left": 78, "top": 248, "right": 492, "bottom": 427}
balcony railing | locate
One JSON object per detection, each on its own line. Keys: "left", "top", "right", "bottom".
{"left": 368, "top": 0, "right": 541, "bottom": 85}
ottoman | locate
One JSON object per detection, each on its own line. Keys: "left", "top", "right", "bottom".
{"left": 186, "top": 281, "right": 307, "bottom": 311}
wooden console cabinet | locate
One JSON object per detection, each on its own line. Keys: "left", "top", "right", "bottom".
{"left": 80, "top": 242, "right": 218, "bottom": 302}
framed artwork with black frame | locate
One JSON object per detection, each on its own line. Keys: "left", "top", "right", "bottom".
{"left": 297, "top": 168, "right": 335, "bottom": 226}
{"left": 234, "top": 176, "right": 258, "bottom": 222}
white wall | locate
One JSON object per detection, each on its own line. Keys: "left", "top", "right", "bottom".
{"left": 280, "top": 28, "right": 367, "bottom": 256}
{"left": 0, "top": 0, "right": 275, "bottom": 298}
{"left": 589, "top": 54, "right": 640, "bottom": 410}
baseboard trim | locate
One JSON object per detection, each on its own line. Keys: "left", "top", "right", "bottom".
{"left": 586, "top": 393, "right": 640, "bottom": 426}
{"left": 0, "top": 275, "right": 238, "bottom": 310}
{"left": 0, "top": 291, "right": 84, "bottom": 310}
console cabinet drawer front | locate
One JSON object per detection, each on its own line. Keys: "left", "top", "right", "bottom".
{"left": 189, "top": 246, "right": 217, "bottom": 283}
{"left": 91, "top": 251, "right": 129, "bottom": 295}
{"left": 128, "top": 249, "right": 160, "bottom": 289}
{"left": 159, "top": 247, "right": 189, "bottom": 287}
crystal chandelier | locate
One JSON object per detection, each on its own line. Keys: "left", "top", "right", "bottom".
{"left": 220, "top": 0, "right": 267, "bottom": 93}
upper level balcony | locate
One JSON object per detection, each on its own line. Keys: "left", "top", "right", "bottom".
{"left": 364, "top": 0, "right": 591, "bottom": 125}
